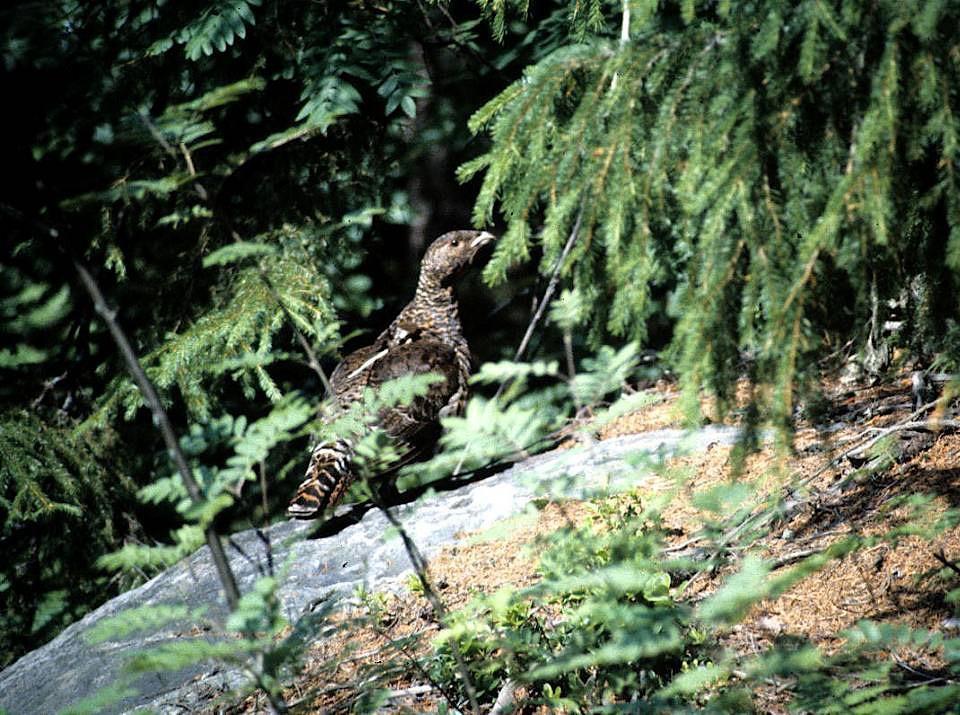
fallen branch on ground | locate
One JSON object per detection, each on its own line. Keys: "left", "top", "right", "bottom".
{"left": 846, "top": 419, "right": 958, "bottom": 463}
{"left": 386, "top": 684, "right": 434, "bottom": 700}
{"left": 932, "top": 549, "right": 960, "bottom": 578}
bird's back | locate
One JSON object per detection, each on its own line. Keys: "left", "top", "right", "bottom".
{"left": 337, "top": 328, "right": 463, "bottom": 456}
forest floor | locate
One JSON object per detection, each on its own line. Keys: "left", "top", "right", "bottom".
{"left": 232, "top": 370, "right": 960, "bottom": 714}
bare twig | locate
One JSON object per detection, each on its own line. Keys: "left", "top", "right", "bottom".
{"left": 31, "top": 371, "right": 67, "bottom": 409}
{"left": 73, "top": 260, "right": 240, "bottom": 609}
{"left": 259, "top": 459, "right": 270, "bottom": 522}
{"left": 228, "top": 536, "right": 266, "bottom": 577}
{"left": 792, "top": 397, "right": 947, "bottom": 490}
{"left": 509, "top": 207, "right": 584, "bottom": 367}
{"left": 256, "top": 528, "right": 275, "bottom": 578}
{"left": 138, "top": 109, "right": 177, "bottom": 159}
{"left": 239, "top": 658, "right": 289, "bottom": 715}
{"left": 891, "top": 654, "right": 955, "bottom": 686}
{"left": 562, "top": 329, "right": 581, "bottom": 412}
{"left": 179, "top": 141, "right": 208, "bottom": 200}
{"left": 386, "top": 684, "right": 433, "bottom": 699}
{"left": 771, "top": 547, "right": 824, "bottom": 570}
{"left": 179, "top": 142, "right": 197, "bottom": 177}
{"left": 375, "top": 497, "right": 480, "bottom": 714}
{"left": 932, "top": 549, "right": 960, "bottom": 578}
{"left": 335, "top": 636, "right": 433, "bottom": 671}
{"left": 418, "top": 0, "right": 511, "bottom": 81}
{"left": 846, "top": 419, "right": 958, "bottom": 462}
{"left": 620, "top": 0, "right": 630, "bottom": 44}
{"left": 285, "top": 681, "right": 352, "bottom": 710}
{"left": 367, "top": 619, "right": 463, "bottom": 710}
{"left": 685, "top": 397, "right": 957, "bottom": 572}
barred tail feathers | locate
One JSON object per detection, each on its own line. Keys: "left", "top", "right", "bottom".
{"left": 287, "top": 439, "right": 354, "bottom": 518}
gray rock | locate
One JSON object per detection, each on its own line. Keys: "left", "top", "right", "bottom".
{"left": 0, "top": 426, "right": 740, "bottom": 715}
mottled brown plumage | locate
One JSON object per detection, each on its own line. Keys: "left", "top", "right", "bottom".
{"left": 288, "top": 229, "right": 495, "bottom": 518}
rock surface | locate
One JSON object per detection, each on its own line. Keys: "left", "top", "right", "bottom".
{"left": 0, "top": 426, "right": 739, "bottom": 715}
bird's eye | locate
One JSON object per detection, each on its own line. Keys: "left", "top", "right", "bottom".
{"left": 450, "top": 239, "right": 459, "bottom": 247}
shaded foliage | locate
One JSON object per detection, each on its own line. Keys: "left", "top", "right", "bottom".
{"left": 0, "top": 0, "right": 549, "bottom": 666}
{"left": 466, "top": 0, "right": 960, "bottom": 426}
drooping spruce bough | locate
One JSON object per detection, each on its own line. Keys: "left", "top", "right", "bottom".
{"left": 465, "top": 0, "right": 960, "bottom": 427}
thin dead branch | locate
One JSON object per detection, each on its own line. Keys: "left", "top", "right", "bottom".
{"left": 509, "top": 206, "right": 584, "bottom": 366}
{"left": 932, "top": 549, "right": 960, "bottom": 578}
{"left": 771, "top": 547, "right": 825, "bottom": 570}
{"left": 846, "top": 419, "right": 958, "bottom": 463}
{"left": 375, "top": 497, "right": 481, "bottom": 714}
{"left": 73, "top": 259, "right": 242, "bottom": 611}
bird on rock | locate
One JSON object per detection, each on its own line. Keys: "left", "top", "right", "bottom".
{"left": 287, "top": 229, "right": 496, "bottom": 518}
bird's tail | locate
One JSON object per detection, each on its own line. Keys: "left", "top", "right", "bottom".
{"left": 287, "top": 439, "right": 354, "bottom": 518}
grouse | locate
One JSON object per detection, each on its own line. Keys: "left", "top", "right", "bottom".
{"left": 287, "top": 229, "right": 496, "bottom": 518}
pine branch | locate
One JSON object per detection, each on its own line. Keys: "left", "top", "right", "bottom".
{"left": 241, "top": 236, "right": 334, "bottom": 398}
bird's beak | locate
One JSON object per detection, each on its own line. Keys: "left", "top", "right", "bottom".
{"left": 470, "top": 231, "right": 496, "bottom": 249}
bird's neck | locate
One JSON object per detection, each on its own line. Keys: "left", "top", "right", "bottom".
{"left": 405, "top": 274, "right": 462, "bottom": 334}
{"left": 414, "top": 273, "right": 456, "bottom": 308}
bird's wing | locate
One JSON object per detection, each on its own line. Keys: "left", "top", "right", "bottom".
{"left": 329, "top": 343, "right": 387, "bottom": 403}
{"left": 322, "top": 336, "right": 460, "bottom": 474}
{"left": 364, "top": 338, "right": 460, "bottom": 469}
{"left": 327, "top": 315, "right": 425, "bottom": 400}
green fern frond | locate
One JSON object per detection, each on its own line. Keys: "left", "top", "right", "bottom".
{"left": 97, "top": 525, "right": 205, "bottom": 573}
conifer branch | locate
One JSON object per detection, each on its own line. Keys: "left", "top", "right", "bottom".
{"left": 73, "top": 260, "right": 241, "bottom": 611}
{"left": 237, "top": 234, "right": 335, "bottom": 399}
{"left": 781, "top": 247, "right": 820, "bottom": 314}
{"left": 144, "top": 104, "right": 335, "bottom": 402}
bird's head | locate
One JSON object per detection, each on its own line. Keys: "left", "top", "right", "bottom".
{"left": 420, "top": 230, "right": 496, "bottom": 286}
